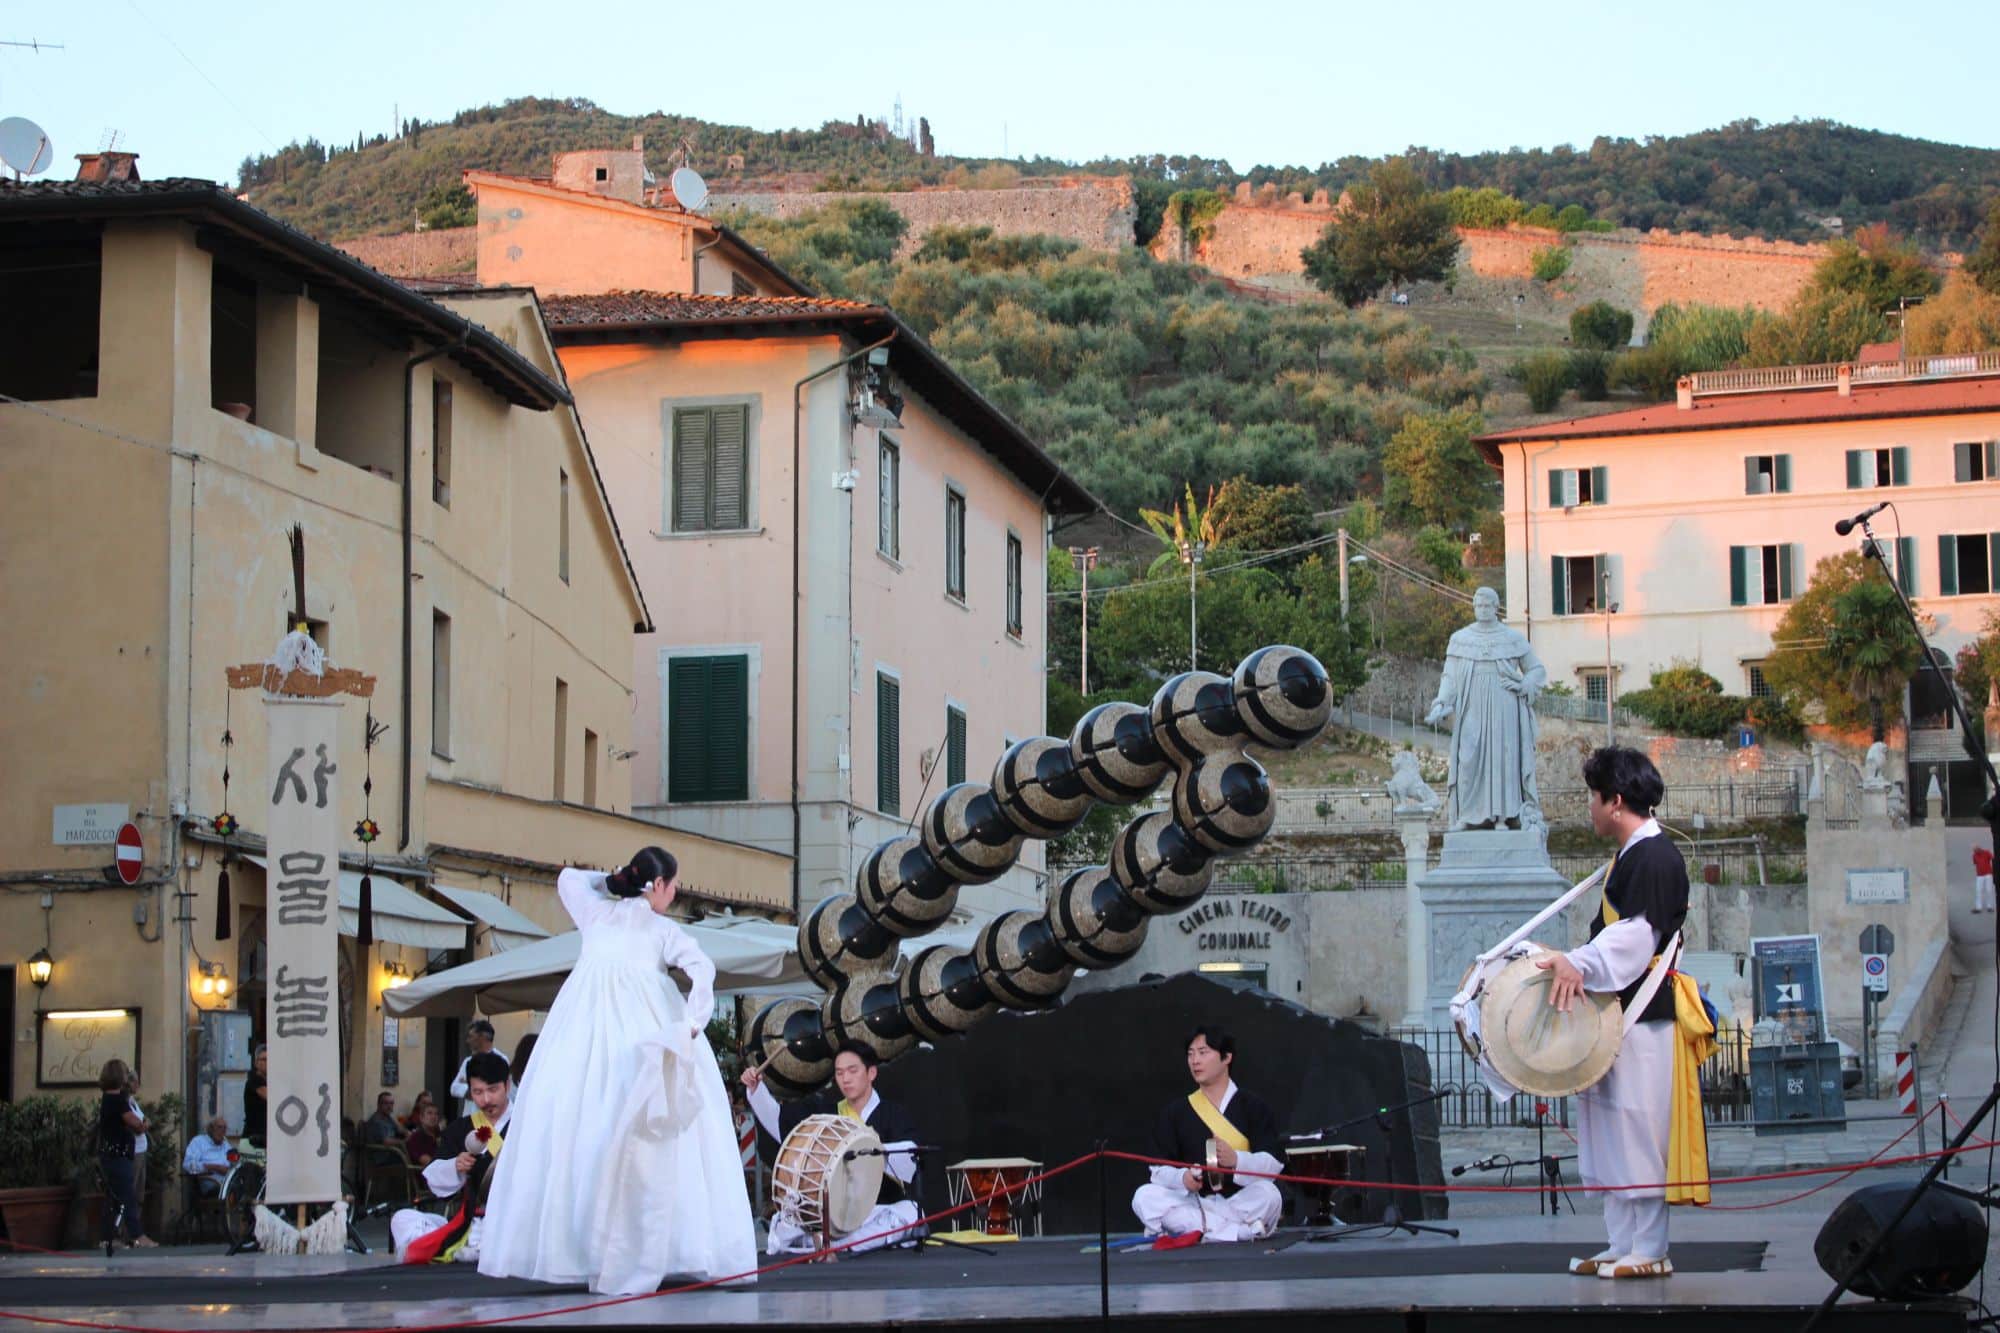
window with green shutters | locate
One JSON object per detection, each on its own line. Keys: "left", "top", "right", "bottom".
{"left": 945, "top": 488, "right": 966, "bottom": 600}
{"left": 877, "top": 672, "right": 901, "bottom": 816}
{"left": 878, "top": 438, "right": 900, "bottom": 559}
{"left": 1728, "top": 544, "right": 1800, "bottom": 606}
{"left": 666, "top": 655, "right": 749, "bottom": 802}
{"left": 946, "top": 705, "right": 967, "bottom": 786}
{"left": 1844, "top": 446, "right": 1909, "bottom": 490}
{"left": 1937, "top": 533, "right": 2000, "bottom": 596}
{"left": 1548, "top": 553, "right": 1611, "bottom": 615}
{"left": 1548, "top": 467, "right": 1607, "bottom": 508}
{"left": 1953, "top": 441, "right": 1998, "bottom": 483}
{"left": 1865, "top": 538, "right": 1920, "bottom": 596}
{"left": 670, "top": 404, "right": 751, "bottom": 532}
{"left": 1005, "top": 532, "right": 1023, "bottom": 636}
{"left": 1744, "top": 454, "right": 1791, "bottom": 494}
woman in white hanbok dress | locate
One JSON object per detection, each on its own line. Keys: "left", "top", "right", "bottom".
{"left": 478, "top": 847, "right": 757, "bottom": 1294}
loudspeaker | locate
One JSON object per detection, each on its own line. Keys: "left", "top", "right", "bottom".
{"left": 1814, "top": 1182, "right": 1987, "bottom": 1300}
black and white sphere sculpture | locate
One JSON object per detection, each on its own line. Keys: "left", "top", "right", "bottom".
{"left": 747, "top": 644, "right": 1333, "bottom": 1094}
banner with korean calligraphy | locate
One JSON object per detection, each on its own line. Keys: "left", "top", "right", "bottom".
{"left": 263, "top": 697, "right": 344, "bottom": 1203}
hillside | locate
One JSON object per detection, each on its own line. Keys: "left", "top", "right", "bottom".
{"left": 240, "top": 98, "right": 2000, "bottom": 248}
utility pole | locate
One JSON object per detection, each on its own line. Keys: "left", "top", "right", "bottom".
{"left": 1338, "top": 527, "right": 1350, "bottom": 621}
{"left": 1179, "top": 539, "right": 1205, "bottom": 673}
{"left": 1602, "top": 566, "right": 1616, "bottom": 746}
{"left": 1069, "top": 546, "right": 1098, "bottom": 695}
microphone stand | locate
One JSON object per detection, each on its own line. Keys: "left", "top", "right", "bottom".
{"left": 1803, "top": 516, "right": 2000, "bottom": 1331}
{"left": 1304, "top": 1085, "right": 1461, "bottom": 1242}
{"left": 841, "top": 1146, "right": 998, "bottom": 1258}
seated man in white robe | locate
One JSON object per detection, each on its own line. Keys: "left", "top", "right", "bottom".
{"left": 1132, "top": 1026, "right": 1286, "bottom": 1243}
{"left": 392, "top": 1051, "right": 512, "bottom": 1264}
{"left": 744, "top": 1041, "right": 924, "bottom": 1254}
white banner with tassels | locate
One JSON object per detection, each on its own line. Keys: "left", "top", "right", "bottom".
{"left": 262, "top": 695, "right": 345, "bottom": 1205}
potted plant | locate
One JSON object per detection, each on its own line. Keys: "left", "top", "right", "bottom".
{"left": 0, "top": 1096, "right": 95, "bottom": 1252}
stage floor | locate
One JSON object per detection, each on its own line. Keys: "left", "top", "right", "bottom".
{"left": 0, "top": 1215, "right": 1967, "bottom": 1331}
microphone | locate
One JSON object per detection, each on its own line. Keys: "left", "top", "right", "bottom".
{"left": 1834, "top": 500, "right": 1890, "bottom": 536}
{"left": 1451, "top": 1153, "right": 1505, "bottom": 1177}
{"left": 844, "top": 1144, "right": 941, "bottom": 1159}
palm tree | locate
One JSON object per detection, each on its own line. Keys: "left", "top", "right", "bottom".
{"left": 1823, "top": 575, "right": 1925, "bottom": 742}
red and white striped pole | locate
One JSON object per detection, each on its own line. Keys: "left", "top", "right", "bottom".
{"left": 1895, "top": 1050, "right": 1916, "bottom": 1116}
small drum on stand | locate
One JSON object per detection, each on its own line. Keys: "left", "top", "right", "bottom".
{"left": 945, "top": 1157, "right": 1043, "bottom": 1237}
{"left": 772, "top": 1114, "right": 885, "bottom": 1252}
{"left": 1283, "top": 1143, "right": 1366, "bottom": 1226}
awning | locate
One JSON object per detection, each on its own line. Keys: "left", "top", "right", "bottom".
{"left": 430, "top": 884, "right": 553, "bottom": 953}
{"left": 246, "top": 856, "right": 470, "bottom": 951}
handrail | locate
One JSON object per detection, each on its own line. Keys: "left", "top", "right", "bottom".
{"left": 1689, "top": 350, "right": 2000, "bottom": 397}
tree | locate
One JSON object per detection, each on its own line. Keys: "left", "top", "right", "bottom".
{"left": 1570, "top": 301, "right": 1635, "bottom": 351}
{"left": 1904, "top": 272, "right": 2000, "bottom": 355}
{"left": 1380, "top": 407, "right": 1489, "bottom": 529}
{"left": 1765, "top": 551, "right": 1931, "bottom": 733}
{"left": 1824, "top": 577, "right": 1926, "bottom": 741}
{"left": 418, "top": 182, "right": 477, "bottom": 230}
{"left": 1805, "top": 224, "right": 1940, "bottom": 314}
{"left": 1300, "top": 159, "right": 1460, "bottom": 307}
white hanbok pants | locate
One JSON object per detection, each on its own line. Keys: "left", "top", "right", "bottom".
{"left": 767, "top": 1200, "right": 923, "bottom": 1255}
{"left": 1132, "top": 1181, "right": 1282, "bottom": 1243}
{"left": 391, "top": 1208, "right": 480, "bottom": 1263}
{"left": 1578, "top": 1020, "right": 1674, "bottom": 1260}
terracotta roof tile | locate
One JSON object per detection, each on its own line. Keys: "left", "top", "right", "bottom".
{"left": 540, "top": 291, "right": 882, "bottom": 326}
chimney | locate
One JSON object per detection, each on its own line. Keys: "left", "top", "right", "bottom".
{"left": 1836, "top": 363, "right": 1853, "bottom": 397}
{"left": 632, "top": 135, "right": 644, "bottom": 153}
{"left": 1675, "top": 376, "right": 1693, "bottom": 410}
{"left": 75, "top": 151, "right": 141, "bottom": 184}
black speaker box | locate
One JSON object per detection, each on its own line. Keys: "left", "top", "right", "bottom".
{"left": 1814, "top": 1181, "right": 1987, "bottom": 1300}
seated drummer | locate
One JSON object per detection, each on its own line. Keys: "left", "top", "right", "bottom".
{"left": 1132, "top": 1025, "right": 1286, "bottom": 1243}
{"left": 743, "top": 1040, "right": 925, "bottom": 1254}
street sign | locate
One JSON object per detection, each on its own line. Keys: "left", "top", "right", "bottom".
{"left": 1859, "top": 924, "right": 1896, "bottom": 957}
{"left": 114, "top": 822, "right": 143, "bottom": 885}
{"left": 1863, "top": 953, "right": 1889, "bottom": 994}
{"left": 52, "top": 803, "right": 130, "bottom": 846}
{"left": 1849, "top": 871, "right": 1909, "bottom": 905}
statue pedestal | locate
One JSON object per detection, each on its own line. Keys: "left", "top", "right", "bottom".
{"left": 1397, "top": 812, "right": 1434, "bottom": 1028}
{"left": 1860, "top": 785, "right": 1890, "bottom": 821}
{"left": 1417, "top": 829, "right": 1575, "bottom": 1028}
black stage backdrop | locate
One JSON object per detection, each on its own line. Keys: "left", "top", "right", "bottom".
{"left": 822, "top": 974, "right": 1447, "bottom": 1234}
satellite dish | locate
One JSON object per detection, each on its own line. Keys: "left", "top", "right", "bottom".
{"left": 670, "top": 166, "right": 708, "bottom": 213}
{"left": 0, "top": 117, "right": 54, "bottom": 177}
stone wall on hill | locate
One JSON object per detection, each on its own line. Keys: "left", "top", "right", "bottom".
{"left": 711, "top": 177, "right": 1137, "bottom": 256}
{"left": 338, "top": 227, "right": 476, "bottom": 278}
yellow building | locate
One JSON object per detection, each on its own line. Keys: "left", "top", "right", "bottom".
{"left": 0, "top": 174, "right": 789, "bottom": 1121}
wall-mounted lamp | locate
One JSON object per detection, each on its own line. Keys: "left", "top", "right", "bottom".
{"left": 26, "top": 947, "right": 53, "bottom": 989}
{"left": 383, "top": 961, "right": 412, "bottom": 990}
{"left": 196, "top": 961, "right": 231, "bottom": 999}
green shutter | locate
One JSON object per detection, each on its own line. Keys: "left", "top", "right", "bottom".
{"left": 1744, "top": 457, "right": 1760, "bottom": 495}
{"left": 1939, "top": 535, "right": 1959, "bottom": 596}
{"left": 946, "top": 707, "right": 966, "bottom": 787}
{"left": 1897, "top": 536, "right": 1917, "bottom": 596}
{"left": 1846, "top": 449, "right": 1863, "bottom": 489}
{"left": 711, "top": 405, "right": 748, "bottom": 529}
{"left": 672, "top": 409, "right": 712, "bottom": 532}
{"left": 1991, "top": 534, "right": 2000, "bottom": 595}
{"left": 1956, "top": 443, "right": 1976, "bottom": 484}
{"left": 1891, "top": 446, "right": 1910, "bottom": 487}
{"left": 1550, "top": 556, "right": 1567, "bottom": 616}
{"left": 877, "top": 674, "right": 900, "bottom": 816}
{"left": 1729, "top": 546, "right": 1748, "bottom": 607}
{"left": 1591, "top": 466, "right": 1608, "bottom": 505}
{"left": 1775, "top": 454, "right": 1792, "bottom": 493}
{"left": 667, "top": 656, "right": 748, "bottom": 802}
{"left": 667, "top": 658, "right": 711, "bottom": 802}
{"left": 1779, "top": 545, "right": 1797, "bottom": 601}
{"left": 1549, "top": 470, "right": 1563, "bottom": 507}
{"left": 1987, "top": 440, "right": 1998, "bottom": 480}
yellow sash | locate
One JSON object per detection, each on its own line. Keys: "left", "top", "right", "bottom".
{"left": 837, "top": 1099, "right": 864, "bottom": 1123}
{"left": 471, "top": 1108, "right": 505, "bottom": 1159}
{"left": 1186, "top": 1091, "right": 1250, "bottom": 1152}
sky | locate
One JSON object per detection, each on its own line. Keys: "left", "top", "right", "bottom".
{"left": 4, "top": 0, "right": 1998, "bottom": 185}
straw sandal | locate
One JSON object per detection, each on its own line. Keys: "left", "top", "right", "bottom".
{"left": 1598, "top": 1255, "right": 1672, "bottom": 1279}
{"left": 1567, "top": 1250, "right": 1618, "bottom": 1276}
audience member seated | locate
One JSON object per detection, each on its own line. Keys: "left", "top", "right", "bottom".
{"left": 362, "top": 1091, "right": 405, "bottom": 1145}
{"left": 181, "top": 1115, "right": 234, "bottom": 1197}
{"left": 402, "top": 1090, "right": 436, "bottom": 1132}
{"left": 405, "top": 1102, "right": 443, "bottom": 1168}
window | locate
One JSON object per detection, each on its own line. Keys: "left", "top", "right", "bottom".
{"left": 1729, "top": 543, "right": 1800, "bottom": 606}
{"left": 946, "top": 705, "right": 967, "bottom": 787}
{"left": 1548, "top": 466, "right": 1607, "bottom": 508}
{"left": 877, "top": 672, "right": 901, "bottom": 816}
{"left": 1954, "top": 441, "right": 1998, "bottom": 483}
{"left": 1744, "top": 454, "right": 1792, "bottom": 495}
{"left": 431, "top": 612, "right": 452, "bottom": 758}
{"left": 432, "top": 381, "right": 453, "bottom": 508}
{"left": 594, "top": 166, "right": 609, "bottom": 182}
{"left": 1005, "top": 532, "right": 1023, "bottom": 636}
{"left": 1845, "top": 446, "right": 1909, "bottom": 489}
{"left": 1547, "top": 554, "right": 1611, "bottom": 616}
{"left": 0, "top": 237, "right": 99, "bottom": 401}
{"left": 667, "top": 655, "right": 750, "bottom": 802}
{"left": 553, "top": 679, "right": 569, "bottom": 801}
{"left": 284, "top": 613, "right": 330, "bottom": 654}
{"left": 945, "top": 488, "right": 966, "bottom": 600}
{"left": 1938, "top": 533, "right": 2000, "bottom": 597}
{"left": 558, "top": 468, "right": 571, "bottom": 584}
{"left": 878, "top": 438, "right": 900, "bottom": 559}
{"left": 583, "top": 729, "right": 599, "bottom": 808}
{"left": 731, "top": 271, "right": 757, "bottom": 298}
{"left": 210, "top": 265, "right": 257, "bottom": 416}
{"left": 671, "top": 404, "right": 750, "bottom": 532}
{"left": 1580, "top": 669, "right": 1609, "bottom": 704}
{"left": 1746, "top": 662, "right": 1772, "bottom": 699}
{"left": 1863, "top": 536, "right": 1919, "bottom": 597}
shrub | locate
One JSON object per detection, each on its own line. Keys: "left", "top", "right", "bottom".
{"left": 1521, "top": 203, "right": 1559, "bottom": 229}
{"left": 1746, "top": 693, "right": 1805, "bottom": 743}
{"left": 1569, "top": 349, "right": 1612, "bottom": 400}
{"left": 0, "top": 1095, "right": 98, "bottom": 1188}
{"left": 1570, "top": 300, "right": 1635, "bottom": 351}
{"left": 1515, "top": 349, "right": 1572, "bottom": 412}
{"left": 1442, "top": 186, "right": 1525, "bottom": 229}
{"left": 1620, "top": 663, "right": 1754, "bottom": 739}
{"left": 1609, "top": 343, "right": 1684, "bottom": 401}
{"left": 1530, "top": 245, "right": 1572, "bottom": 282}
{"left": 1554, "top": 204, "right": 1590, "bottom": 232}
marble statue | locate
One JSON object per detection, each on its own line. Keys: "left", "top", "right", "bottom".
{"left": 1861, "top": 740, "right": 1889, "bottom": 788}
{"left": 1423, "top": 586, "right": 1547, "bottom": 831}
{"left": 1386, "top": 749, "right": 1441, "bottom": 813}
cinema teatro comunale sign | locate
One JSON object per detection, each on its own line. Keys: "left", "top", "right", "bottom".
{"left": 1177, "top": 896, "right": 1294, "bottom": 952}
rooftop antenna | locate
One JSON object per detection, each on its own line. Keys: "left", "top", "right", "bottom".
{"left": 0, "top": 116, "right": 54, "bottom": 178}
{"left": 99, "top": 128, "right": 122, "bottom": 152}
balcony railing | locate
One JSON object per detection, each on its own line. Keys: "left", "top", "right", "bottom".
{"left": 1690, "top": 350, "right": 2000, "bottom": 398}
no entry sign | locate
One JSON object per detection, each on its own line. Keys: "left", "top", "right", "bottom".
{"left": 114, "top": 822, "right": 143, "bottom": 885}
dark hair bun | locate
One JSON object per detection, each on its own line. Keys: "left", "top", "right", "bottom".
{"left": 607, "top": 845, "right": 678, "bottom": 898}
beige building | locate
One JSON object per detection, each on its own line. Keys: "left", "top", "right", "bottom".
{"left": 0, "top": 173, "right": 788, "bottom": 1119}
{"left": 463, "top": 148, "right": 1099, "bottom": 919}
